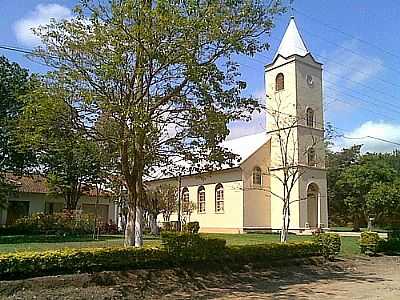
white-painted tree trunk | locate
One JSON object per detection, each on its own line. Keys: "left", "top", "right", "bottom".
{"left": 124, "top": 207, "right": 135, "bottom": 246}
{"left": 149, "top": 213, "right": 158, "bottom": 235}
{"left": 280, "top": 204, "right": 290, "bottom": 243}
{"left": 134, "top": 206, "right": 144, "bottom": 247}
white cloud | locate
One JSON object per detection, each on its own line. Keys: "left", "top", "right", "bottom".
{"left": 324, "top": 39, "right": 384, "bottom": 89}
{"left": 323, "top": 40, "right": 384, "bottom": 115}
{"left": 14, "top": 4, "right": 72, "bottom": 46}
{"left": 334, "top": 121, "right": 400, "bottom": 153}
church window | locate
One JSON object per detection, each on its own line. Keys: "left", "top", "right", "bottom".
{"left": 275, "top": 73, "right": 284, "bottom": 91}
{"left": 306, "top": 107, "right": 314, "bottom": 127}
{"left": 182, "top": 187, "right": 189, "bottom": 212}
{"left": 198, "top": 186, "right": 206, "bottom": 213}
{"left": 252, "top": 167, "right": 262, "bottom": 185}
{"left": 307, "top": 148, "right": 316, "bottom": 167}
{"left": 215, "top": 184, "right": 224, "bottom": 213}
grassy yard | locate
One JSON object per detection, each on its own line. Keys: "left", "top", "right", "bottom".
{"left": 0, "top": 233, "right": 360, "bottom": 256}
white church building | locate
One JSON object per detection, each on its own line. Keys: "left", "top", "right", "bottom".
{"left": 151, "top": 18, "right": 328, "bottom": 233}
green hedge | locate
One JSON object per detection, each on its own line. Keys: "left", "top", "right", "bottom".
{"left": 360, "top": 231, "right": 380, "bottom": 255}
{"left": 161, "top": 232, "right": 226, "bottom": 262}
{"left": 379, "top": 230, "right": 400, "bottom": 253}
{"left": 0, "top": 233, "right": 322, "bottom": 279}
{"left": 0, "top": 212, "right": 96, "bottom": 236}
{"left": 0, "top": 247, "right": 170, "bottom": 280}
{"left": 227, "top": 241, "right": 320, "bottom": 265}
{"left": 182, "top": 222, "right": 200, "bottom": 234}
{"left": 312, "top": 233, "right": 341, "bottom": 260}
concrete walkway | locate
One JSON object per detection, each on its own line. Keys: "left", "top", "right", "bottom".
{"left": 297, "top": 230, "right": 388, "bottom": 238}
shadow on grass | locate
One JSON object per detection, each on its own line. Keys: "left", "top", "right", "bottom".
{"left": 0, "top": 235, "right": 123, "bottom": 245}
{"left": 0, "top": 234, "right": 161, "bottom": 245}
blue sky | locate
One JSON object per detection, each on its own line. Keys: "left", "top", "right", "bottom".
{"left": 1, "top": 1, "right": 400, "bottom": 152}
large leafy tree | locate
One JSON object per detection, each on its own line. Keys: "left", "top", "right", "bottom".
{"left": 0, "top": 56, "right": 35, "bottom": 207}
{"left": 366, "top": 179, "right": 400, "bottom": 227}
{"left": 326, "top": 145, "right": 362, "bottom": 226}
{"left": 336, "top": 156, "right": 396, "bottom": 231}
{"left": 19, "top": 80, "right": 104, "bottom": 210}
{"left": 32, "top": 0, "right": 285, "bottom": 246}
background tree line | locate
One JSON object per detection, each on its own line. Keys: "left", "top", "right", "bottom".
{"left": 327, "top": 145, "right": 400, "bottom": 231}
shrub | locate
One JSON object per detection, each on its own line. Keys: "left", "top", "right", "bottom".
{"left": 360, "top": 231, "right": 380, "bottom": 255}
{"left": 377, "top": 229, "right": 400, "bottom": 254}
{"left": 388, "top": 229, "right": 400, "bottom": 241}
{"left": 161, "top": 221, "right": 180, "bottom": 232}
{"left": 226, "top": 241, "right": 320, "bottom": 265}
{"left": 0, "top": 212, "right": 96, "bottom": 236}
{"left": 312, "top": 232, "right": 341, "bottom": 260}
{"left": 182, "top": 221, "right": 200, "bottom": 234}
{"left": 161, "top": 232, "right": 226, "bottom": 262}
{"left": 0, "top": 247, "right": 170, "bottom": 280}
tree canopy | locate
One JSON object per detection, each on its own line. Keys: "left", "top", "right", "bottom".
{"left": 18, "top": 79, "right": 104, "bottom": 210}
{"left": 31, "top": 0, "right": 285, "bottom": 246}
{"left": 328, "top": 146, "right": 400, "bottom": 230}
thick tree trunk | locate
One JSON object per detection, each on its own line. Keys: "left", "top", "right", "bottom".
{"left": 124, "top": 206, "right": 136, "bottom": 246}
{"left": 135, "top": 206, "right": 144, "bottom": 247}
{"left": 150, "top": 213, "right": 158, "bottom": 235}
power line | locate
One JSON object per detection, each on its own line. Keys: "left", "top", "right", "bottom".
{"left": 293, "top": 8, "right": 400, "bottom": 63}
{"left": 341, "top": 135, "right": 400, "bottom": 147}
{"left": 266, "top": 106, "right": 400, "bottom": 148}
{"left": 0, "top": 45, "right": 34, "bottom": 55}
{"left": 257, "top": 36, "right": 400, "bottom": 101}
{"left": 1, "top": 43, "right": 399, "bottom": 148}
{"left": 240, "top": 54, "right": 400, "bottom": 118}
{"left": 258, "top": 38, "right": 400, "bottom": 90}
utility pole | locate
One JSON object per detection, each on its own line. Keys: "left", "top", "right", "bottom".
{"left": 177, "top": 173, "right": 182, "bottom": 231}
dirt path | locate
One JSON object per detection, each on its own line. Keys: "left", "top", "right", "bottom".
{"left": 0, "top": 256, "right": 399, "bottom": 299}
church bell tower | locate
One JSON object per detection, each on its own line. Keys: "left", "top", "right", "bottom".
{"left": 265, "top": 17, "right": 328, "bottom": 230}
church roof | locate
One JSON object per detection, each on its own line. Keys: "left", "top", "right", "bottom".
{"left": 222, "top": 132, "right": 270, "bottom": 166}
{"left": 274, "top": 17, "right": 309, "bottom": 59}
{"left": 146, "top": 132, "right": 270, "bottom": 181}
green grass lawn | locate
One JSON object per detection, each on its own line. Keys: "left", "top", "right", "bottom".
{"left": 0, "top": 233, "right": 360, "bottom": 257}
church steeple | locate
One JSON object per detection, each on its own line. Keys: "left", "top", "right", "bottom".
{"left": 275, "top": 17, "right": 309, "bottom": 59}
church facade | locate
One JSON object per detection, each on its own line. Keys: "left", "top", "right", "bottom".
{"left": 151, "top": 18, "right": 328, "bottom": 233}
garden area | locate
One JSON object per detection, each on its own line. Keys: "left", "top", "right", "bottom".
{"left": 0, "top": 214, "right": 398, "bottom": 299}
{"left": 0, "top": 230, "right": 399, "bottom": 299}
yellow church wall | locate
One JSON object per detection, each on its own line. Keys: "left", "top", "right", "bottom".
{"left": 269, "top": 169, "right": 301, "bottom": 230}
{"left": 298, "top": 167, "right": 328, "bottom": 228}
{"left": 241, "top": 140, "right": 271, "bottom": 229}
{"left": 266, "top": 53, "right": 327, "bottom": 231}
{"left": 266, "top": 58, "right": 298, "bottom": 134}
{"left": 295, "top": 56, "right": 324, "bottom": 129}
{"left": 151, "top": 168, "right": 245, "bottom": 233}
{"left": 297, "top": 126, "right": 325, "bottom": 168}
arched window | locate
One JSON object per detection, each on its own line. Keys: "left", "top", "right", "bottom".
{"left": 182, "top": 187, "right": 189, "bottom": 212}
{"left": 252, "top": 167, "right": 262, "bottom": 185}
{"left": 197, "top": 186, "right": 206, "bottom": 213}
{"left": 215, "top": 184, "right": 224, "bottom": 213}
{"left": 306, "top": 107, "right": 314, "bottom": 127}
{"left": 275, "top": 73, "right": 284, "bottom": 91}
{"left": 307, "top": 148, "right": 316, "bottom": 167}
